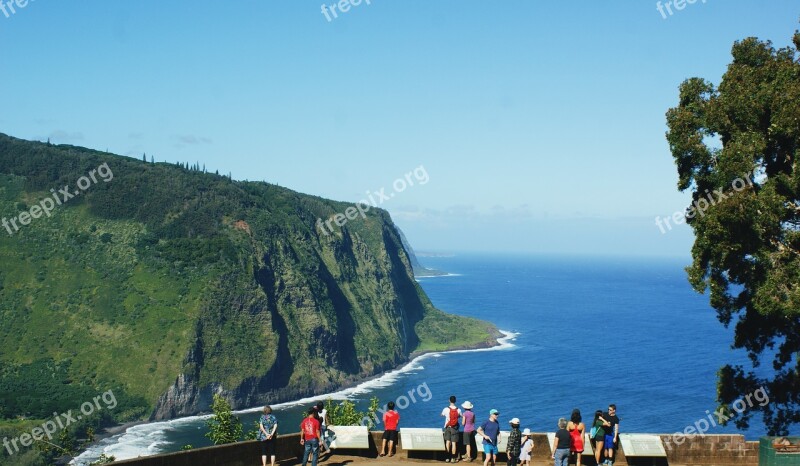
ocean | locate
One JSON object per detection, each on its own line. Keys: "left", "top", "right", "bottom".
{"left": 73, "top": 253, "right": 765, "bottom": 464}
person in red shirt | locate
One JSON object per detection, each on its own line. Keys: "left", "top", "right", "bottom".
{"left": 379, "top": 401, "right": 400, "bottom": 457}
{"left": 300, "top": 408, "right": 322, "bottom": 466}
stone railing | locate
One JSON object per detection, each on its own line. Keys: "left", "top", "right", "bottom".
{"left": 109, "top": 431, "right": 759, "bottom": 466}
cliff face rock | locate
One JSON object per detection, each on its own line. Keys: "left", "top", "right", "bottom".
{"left": 0, "top": 133, "right": 495, "bottom": 423}
{"left": 152, "top": 220, "right": 429, "bottom": 420}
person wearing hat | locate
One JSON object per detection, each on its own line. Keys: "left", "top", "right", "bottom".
{"left": 477, "top": 409, "right": 501, "bottom": 466}
{"left": 519, "top": 429, "right": 533, "bottom": 466}
{"left": 506, "top": 418, "right": 522, "bottom": 466}
{"left": 461, "top": 401, "right": 476, "bottom": 462}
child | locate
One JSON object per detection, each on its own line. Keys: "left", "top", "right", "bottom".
{"left": 519, "top": 428, "right": 533, "bottom": 466}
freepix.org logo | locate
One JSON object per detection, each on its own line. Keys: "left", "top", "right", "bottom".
{"left": 360, "top": 382, "right": 433, "bottom": 427}
{"left": 0, "top": 0, "right": 35, "bottom": 20}
{"left": 663, "top": 386, "right": 769, "bottom": 450}
{"left": 316, "top": 165, "right": 429, "bottom": 236}
{"left": 2, "top": 390, "right": 117, "bottom": 457}
{"left": 2, "top": 162, "right": 114, "bottom": 237}
{"left": 656, "top": 0, "right": 706, "bottom": 20}
{"left": 654, "top": 167, "right": 761, "bottom": 235}
{"left": 320, "top": 0, "right": 371, "bottom": 22}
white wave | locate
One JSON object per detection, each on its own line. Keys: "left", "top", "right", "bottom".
{"left": 71, "top": 418, "right": 211, "bottom": 464}
{"left": 73, "top": 330, "right": 514, "bottom": 464}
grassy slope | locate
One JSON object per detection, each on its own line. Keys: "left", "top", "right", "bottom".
{"left": 0, "top": 174, "right": 211, "bottom": 418}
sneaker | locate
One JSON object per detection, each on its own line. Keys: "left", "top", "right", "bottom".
{"left": 446, "top": 459, "right": 451, "bottom": 463}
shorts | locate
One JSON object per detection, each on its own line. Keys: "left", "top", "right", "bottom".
{"left": 483, "top": 442, "right": 498, "bottom": 456}
{"left": 462, "top": 430, "right": 476, "bottom": 445}
{"left": 604, "top": 434, "right": 615, "bottom": 449}
{"left": 444, "top": 426, "right": 460, "bottom": 442}
{"left": 382, "top": 429, "right": 398, "bottom": 442}
{"left": 260, "top": 438, "right": 276, "bottom": 456}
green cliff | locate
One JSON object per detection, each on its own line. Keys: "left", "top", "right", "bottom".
{"left": 0, "top": 133, "right": 498, "bottom": 426}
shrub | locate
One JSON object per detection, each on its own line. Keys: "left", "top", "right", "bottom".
{"left": 324, "top": 397, "right": 380, "bottom": 429}
{"left": 205, "top": 394, "right": 242, "bottom": 445}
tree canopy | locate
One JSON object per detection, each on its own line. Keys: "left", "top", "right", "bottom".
{"left": 666, "top": 29, "right": 800, "bottom": 435}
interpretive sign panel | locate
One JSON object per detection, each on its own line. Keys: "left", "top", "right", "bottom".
{"left": 327, "top": 426, "right": 370, "bottom": 449}
{"left": 619, "top": 434, "right": 667, "bottom": 457}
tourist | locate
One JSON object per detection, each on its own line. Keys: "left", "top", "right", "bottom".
{"left": 461, "top": 401, "right": 476, "bottom": 462}
{"left": 257, "top": 405, "right": 278, "bottom": 466}
{"left": 441, "top": 395, "right": 462, "bottom": 462}
{"left": 477, "top": 409, "right": 501, "bottom": 466}
{"left": 316, "top": 401, "right": 331, "bottom": 454}
{"left": 601, "top": 405, "right": 620, "bottom": 466}
{"left": 519, "top": 428, "right": 533, "bottom": 466}
{"left": 379, "top": 401, "right": 400, "bottom": 457}
{"left": 551, "top": 418, "right": 570, "bottom": 466}
{"left": 567, "top": 409, "right": 585, "bottom": 466}
{"left": 300, "top": 408, "right": 322, "bottom": 466}
{"left": 590, "top": 410, "right": 609, "bottom": 465}
{"left": 506, "top": 417, "right": 522, "bottom": 466}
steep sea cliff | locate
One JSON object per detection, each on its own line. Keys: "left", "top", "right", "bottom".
{"left": 0, "top": 133, "right": 497, "bottom": 429}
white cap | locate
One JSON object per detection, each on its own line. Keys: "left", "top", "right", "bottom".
{"left": 509, "top": 417, "right": 520, "bottom": 425}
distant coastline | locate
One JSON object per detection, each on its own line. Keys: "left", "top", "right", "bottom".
{"left": 414, "top": 268, "right": 454, "bottom": 278}
{"left": 416, "top": 252, "right": 456, "bottom": 258}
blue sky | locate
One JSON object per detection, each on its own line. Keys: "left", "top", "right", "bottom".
{"left": 0, "top": 1, "right": 797, "bottom": 257}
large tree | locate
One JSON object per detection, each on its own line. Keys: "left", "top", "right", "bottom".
{"left": 666, "top": 29, "right": 800, "bottom": 435}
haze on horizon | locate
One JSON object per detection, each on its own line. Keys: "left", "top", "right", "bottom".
{"left": 1, "top": 1, "right": 797, "bottom": 257}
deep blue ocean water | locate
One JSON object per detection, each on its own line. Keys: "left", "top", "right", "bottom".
{"left": 74, "top": 253, "right": 765, "bottom": 463}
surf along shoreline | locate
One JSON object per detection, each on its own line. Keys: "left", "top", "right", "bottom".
{"left": 72, "top": 329, "right": 514, "bottom": 464}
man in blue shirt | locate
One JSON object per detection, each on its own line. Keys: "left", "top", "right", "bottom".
{"left": 477, "top": 409, "right": 501, "bottom": 466}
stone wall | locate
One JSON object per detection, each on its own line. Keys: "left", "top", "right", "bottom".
{"left": 658, "top": 433, "right": 758, "bottom": 466}
{"left": 109, "top": 431, "right": 759, "bottom": 466}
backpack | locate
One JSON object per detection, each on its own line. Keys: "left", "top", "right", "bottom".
{"left": 447, "top": 407, "right": 459, "bottom": 427}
